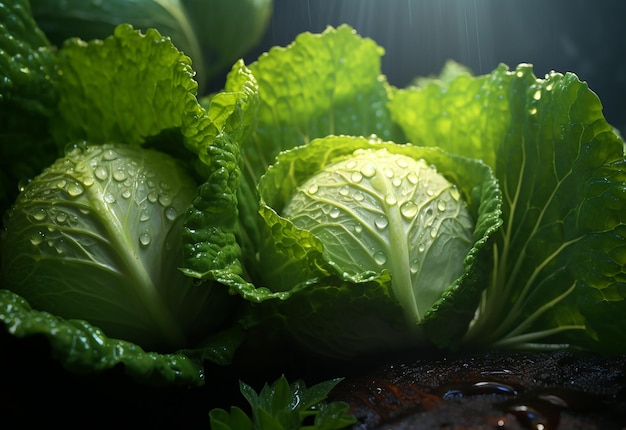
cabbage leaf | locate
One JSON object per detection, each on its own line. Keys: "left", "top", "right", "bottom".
{"left": 0, "top": 19, "right": 248, "bottom": 385}
{"left": 390, "top": 64, "right": 626, "bottom": 353}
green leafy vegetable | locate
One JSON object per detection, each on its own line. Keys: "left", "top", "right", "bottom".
{"left": 0, "top": 0, "right": 60, "bottom": 215}
{"left": 0, "top": 10, "right": 254, "bottom": 384}
{"left": 0, "top": 289, "right": 205, "bottom": 386}
{"left": 209, "top": 375, "right": 355, "bottom": 430}
{"left": 282, "top": 147, "right": 475, "bottom": 322}
{"left": 3, "top": 4, "right": 626, "bottom": 402}
{"left": 235, "top": 135, "right": 501, "bottom": 358}
{"left": 29, "top": 0, "right": 273, "bottom": 91}
{"left": 390, "top": 63, "right": 626, "bottom": 353}
{"left": 1, "top": 143, "right": 231, "bottom": 351}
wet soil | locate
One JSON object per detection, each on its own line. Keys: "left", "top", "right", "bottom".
{"left": 330, "top": 349, "right": 626, "bottom": 429}
{"left": 2, "top": 328, "right": 625, "bottom": 429}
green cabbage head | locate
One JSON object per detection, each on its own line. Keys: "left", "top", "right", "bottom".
{"left": 238, "top": 135, "right": 501, "bottom": 359}
{"left": 0, "top": 143, "right": 230, "bottom": 351}
{"left": 282, "top": 147, "right": 474, "bottom": 322}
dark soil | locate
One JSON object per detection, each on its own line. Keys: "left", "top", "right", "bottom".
{"left": 329, "top": 349, "right": 626, "bottom": 429}
{"left": 2, "top": 328, "right": 625, "bottom": 429}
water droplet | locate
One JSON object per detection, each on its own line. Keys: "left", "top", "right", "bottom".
{"left": 430, "top": 229, "right": 437, "bottom": 238}
{"left": 139, "top": 209, "right": 151, "bottom": 222}
{"left": 139, "top": 232, "right": 151, "bottom": 246}
{"left": 121, "top": 189, "right": 131, "bottom": 199}
{"left": 373, "top": 251, "right": 387, "bottom": 265}
{"left": 361, "top": 162, "right": 376, "bottom": 178}
{"left": 83, "top": 176, "right": 94, "bottom": 187}
{"left": 56, "top": 179, "right": 67, "bottom": 189}
{"left": 396, "top": 158, "right": 409, "bottom": 168}
{"left": 329, "top": 207, "right": 341, "bottom": 218}
{"left": 103, "top": 149, "right": 118, "bottom": 160}
{"left": 165, "top": 207, "right": 178, "bottom": 221}
{"left": 385, "top": 194, "right": 397, "bottom": 205}
{"left": 308, "top": 184, "right": 319, "bottom": 194}
{"left": 392, "top": 177, "right": 402, "bottom": 187}
{"left": 29, "top": 232, "right": 45, "bottom": 246}
{"left": 346, "top": 160, "right": 357, "bottom": 169}
{"left": 375, "top": 216, "right": 389, "bottom": 230}
{"left": 33, "top": 208, "right": 46, "bottom": 221}
{"left": 437, "top": 200, "right": 446, "bottom": 211}
{"left": 158, "top": 194, "right": 172, "bottom": 207}
{"left": 113, "top": 170, "right": 127, "bottom": 181}
{"left": 384, "top": 167, "right": 394, "bottom": 178}
{"left": 353, "top": 191, "right": 365, "bottom": 201}
{"left": 407, "top": 173, "right": 418, "bottom": 185}
{"left": 147, "top": 191, "right": 158, "bottom": 203}
{"left": 426, "top": 189, "right": 434, "bottom": 196}
{"left": 67, "top": 182, "right": 84, "bottom": 197}
{"left": 354, "top": 224, "right": 363, "bottom": 234}
{"left": 418, "top": 244, "right": 426, "bottom": 253}
{"left": 410, "top": 260, "right": 420, "bottom": 274}
{"left": 450, "top": 187, "right": 461, "bottom": 201}
{"left": 55, "top": 212, "right": 68, "bottom": 223}
{"left": 529, "top": 107, "right": 537, "bottom": 115}
{"left": 400, "top": 201, "right": 418, "bottom": 218}
{"left": 351, "top": 171, "right": 363, "bottom": 183}
{"left": 339, "top": 186, "right": 350, "bottom": 196}
{"left": 533, "top": 89, "right": 541, "bottom": 100}
{"left": 104, "top": 193, "right": 116, "bottom": 204}
{"left": 95, "top": 166, "right": 108, "bottom": 180}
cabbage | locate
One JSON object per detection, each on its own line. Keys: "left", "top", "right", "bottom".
{"left": 29, "top": 0, "right": 273, "bottom": 91}
{"left": 1, "top": 143, "right": 229, "bottom": 351}
{"left": 283, "top": 148, "right": 474, "bottom": 322}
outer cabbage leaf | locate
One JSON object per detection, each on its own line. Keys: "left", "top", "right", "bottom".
{"left": 0, "top": 289, "right": 204, "bottom": 386}
{"left": 30, "top": 0, "right": 207, "bottom": 90}
{"left": 50, "top": 23, "right": 198, "bottom": 148}
{"left": 237, "top": 135, "right": 501, "bottom": 358}
{"left": 390, "top": 63, "right": 626, "bottom": 353}
{"left": 237, "top": 25, "right": 402, "bottom": 261}
{"left": 0, "top": 19, "right": 249, "bottom": 385}
{"left": 181, "top": 0, "right": 273, "bottom": 84}
{"left": 180, "top": 60, "right": 258, "bottom": 290}
{"left": 0, "top": 0, "right": 60, "bottom": 215}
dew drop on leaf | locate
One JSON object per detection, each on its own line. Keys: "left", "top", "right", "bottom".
{"left": 385, "top": 194, "right": 397, "bottom": 205}
{"left": 400, "top": 201, "right": 418, "bottom": 218}
{"left": 140, "top": 209, "right": 150, "bottom": 222}
{"left": 375, "top": 216, "right": 389, "bottom": 230}
{"left": 410, "top": 259, "right": 420, "bottom": 274}
{"left": 139, "top": 232, "right": 151, "bottom": 246}
{"left": 103, "top": 148, "right": 118, "bottom": 160}
{"left": 158, "top": 194, "right": 172, "bottom": 207}
{"left": 373, "top": 251, "right": 387, "bottom": 265}
{"left": 33, "top": 208, "right": 46, "bottom": 221}
{"left": 165, "top": 207, "right": 178, "bottom": 221}
{"left": 67, "top": 182, "right": 84, "bottom": 197}
{"left": 95, "top": 166, "right": 108, "bottom": 180}
{"left": 113, "top": 170, "right": 127, "bottom": 182}
{"left": 361, "top": 162, "right": 377, "bottom": 178}
{"left": 351, "top": 171, "right": 363, "bottom": 183}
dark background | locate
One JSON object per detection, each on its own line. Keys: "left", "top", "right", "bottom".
{"left": 242, "top": 0, "right": 626, "bottom": 134}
